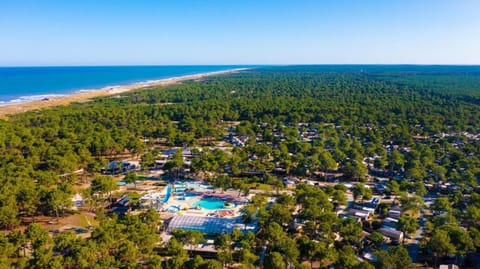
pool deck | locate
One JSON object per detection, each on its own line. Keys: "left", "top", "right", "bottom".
{"left": 162, "top": 187, "right": 247, "bottom": 218}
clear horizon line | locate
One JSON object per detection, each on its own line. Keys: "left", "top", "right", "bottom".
{"left": 1, "top": 63, "right": 480, "bottom": 68}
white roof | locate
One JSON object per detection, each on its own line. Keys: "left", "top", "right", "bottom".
{"left": 167, "top": 215, "right": 236, "bottom": 234}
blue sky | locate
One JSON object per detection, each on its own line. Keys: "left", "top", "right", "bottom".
{"left": 0, "top": 0, "right": 479, "bottom": 65}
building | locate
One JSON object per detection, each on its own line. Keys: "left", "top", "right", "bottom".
{"left": 166, "top": 215, "right": 257, "bottom": 235}
{"left": 439, "top": 265, "right": 459, "bottom": 269}
{"left": 348, "top": 208, "right": 372, "bottom": 220}
{"left": 363, "top": 198, "right": 380, "bottom": 211}
{"left": 167, "top": 215, "right": 236, "bottom": 234}
{"left": 388, "top": 209, "right": 402, "bottom": 219}
{"left": 102, "top": 160, "right": 140, "bottom": 174}
{"left": 375, "top": 183, "right": 387, "bottom": 194}
{"left": 382, "top": 217, "right": 399, "bottom": 228}
{"left": 379, "top": 227, "right": 404, "bottom": 242}
{"left": 283, "top": 177, "right": 297, "bottom": 188}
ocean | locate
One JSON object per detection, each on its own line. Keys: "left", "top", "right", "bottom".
{"left": 0, "top": 65, "right": 250, "bottom": 105}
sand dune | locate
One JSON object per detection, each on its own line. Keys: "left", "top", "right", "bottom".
{"left": 0, "top": 68, "right": 247, "bottom": 118}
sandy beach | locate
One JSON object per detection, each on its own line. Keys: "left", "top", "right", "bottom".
{"left": 0, "top": 68, "right": 247, "bottom": 118}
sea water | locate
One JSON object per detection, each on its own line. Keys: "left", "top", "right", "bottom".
{"left": 0, "top": 65, "right": 250, "bottom": 105}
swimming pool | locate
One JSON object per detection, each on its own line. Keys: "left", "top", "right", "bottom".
{"left": 192, "top": 197, "right": 235, "bottom": 210}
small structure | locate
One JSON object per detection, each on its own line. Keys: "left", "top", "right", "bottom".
{"left": 375, "top": 184, "right": 387, "bottom": 194}
{"left": 382, "top": 217, "right": 399, "bottom": 228}
{"left": 439, "top": 265, "right": 459, "bottom": 269}
{"left": 379, "top": 227, "right": 404, "bottom": 242}
{"left": 161, "top": 148, "right": 177, "bottom": 158}
{"left": 362, "top": 252, "right": 378, "bottom": 263}
{"left": 361, "top": 207, "right": 375, "bottom": 214}
{"left": 102, "top": 160, "right": 140, "bottom": 174}
{"left": 348, "top": 208, "right": 372, "bottom": 220}
{"left": 283, "top": 177, "right": 296, "bottom": 188}
{"left": 230, "top": 136, "right": 246, "bottom": 147}
{"left": 290, "top": 218, "right": 305, "bottom": 231}
{"left": 388, "top": 209, "right": 402, "bottom": 219}
{"left": 117, "top": 196, "right": 130, "bottom": 207}
{"left": 71, "top": 194, "right": 84, "bottom": 209}
{"left": 182, "top": 148, "right": 194, "bottom": 158}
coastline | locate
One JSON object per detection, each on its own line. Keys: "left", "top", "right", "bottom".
{"left": 0, "top": 68, "right": 247, "bottom": 118}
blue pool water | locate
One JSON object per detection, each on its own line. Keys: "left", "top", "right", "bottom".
{"left": 192, "top": 197, "right": 235, "bottom": 210}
